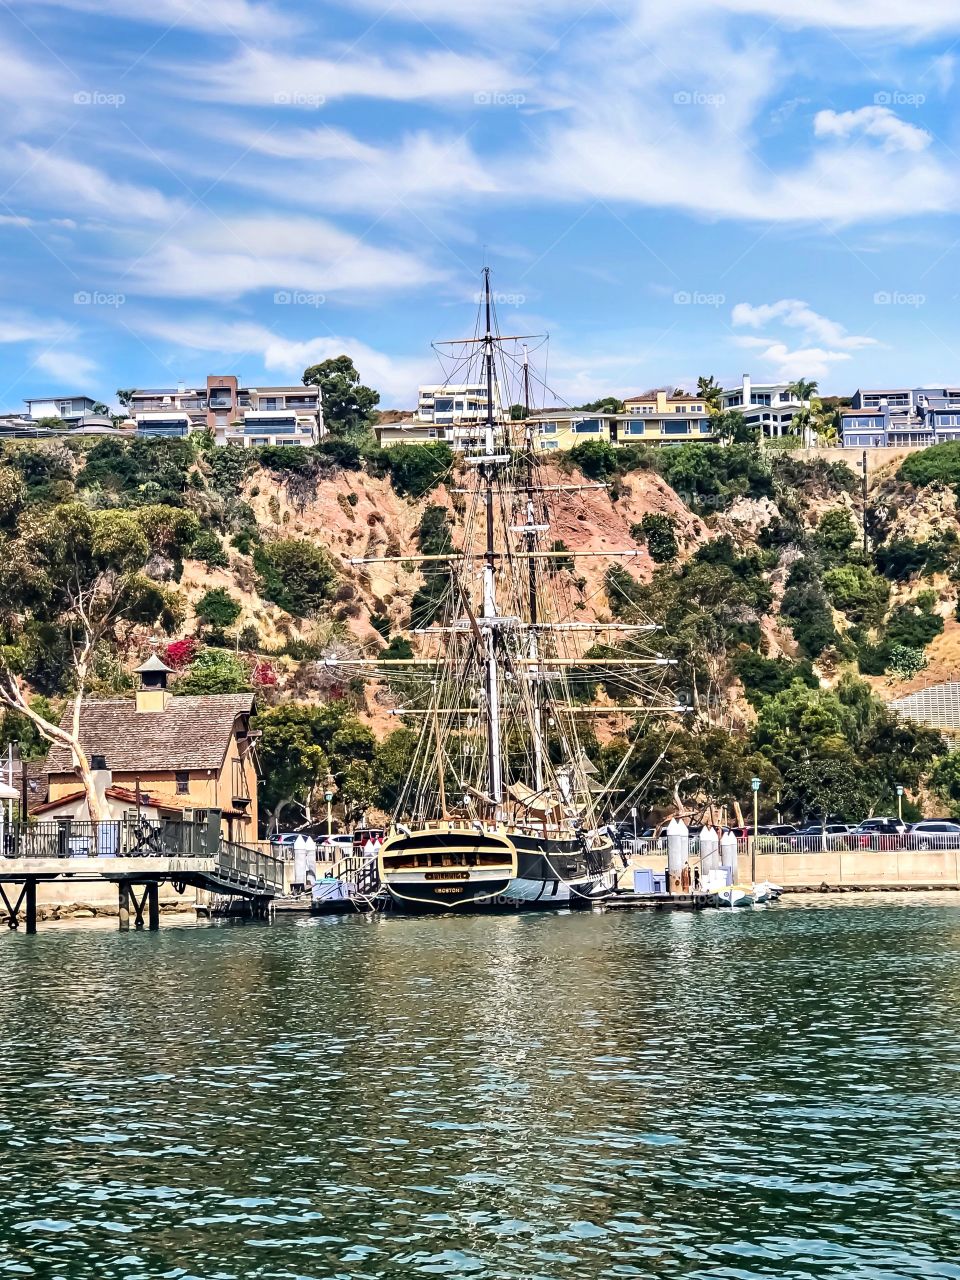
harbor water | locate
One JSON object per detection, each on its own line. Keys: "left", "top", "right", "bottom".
{"left": 1, "top": 896, "right": 959, "bottom": 1278}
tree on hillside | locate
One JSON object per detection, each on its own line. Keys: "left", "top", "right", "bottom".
{"left": 195, "top": 587, "right": 242, "bottom": 638}
{"left": 715, "top": 410, "right": 759, "bottom": 445}
{"left": 788, "top": 378, "right": 819, "bottom": 404}
{"left": 302, "top": 355, "right": 380, "bottom": 438}
{"left": 577, "top": 396, "right": 625, "bottom": 413}
{"left": 0, "top": 503, "right": 184, "bottom": 827}
{"left": 697, "top": 375, "right": 724, "bottom": 414}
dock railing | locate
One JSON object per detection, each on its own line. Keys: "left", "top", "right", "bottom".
{"left": 0, "top": 816, "right": 284, "bottom": 891}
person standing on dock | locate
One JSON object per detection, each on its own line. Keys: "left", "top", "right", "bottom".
{"left": 681, "top": 863, "right": 691, "bottom": 893}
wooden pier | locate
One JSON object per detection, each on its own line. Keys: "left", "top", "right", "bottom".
{"left": 597, "top": 891, "right": 716, "bottom": 912}
{"left": 0, "top": 816, "right": 284, "bottom": 933}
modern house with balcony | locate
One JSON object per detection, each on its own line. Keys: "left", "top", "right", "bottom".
{"left": 416, "top": 383, "right": 498, "bottom": 425}
{"left": 129, "top": 376, "right": 323, "bottom": 446}
{"left": 841, "top": 387, "right": 960, "bottom": 448}
{"left": 531, "top": 391, "right": 718, "bottom": 452}
{"left": 23, "top": 394, "right": 114, "bottom": 430}
{"left": 718, "top": 375, "right": 808, "bottom": 437}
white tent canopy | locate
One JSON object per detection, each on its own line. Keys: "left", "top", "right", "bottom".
{"left": 0, "top": 781, "right": 18, "bottom": 801}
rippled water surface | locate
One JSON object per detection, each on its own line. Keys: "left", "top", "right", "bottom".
{"left": 2, "top": 897, "right": 960, "bottom": 1278}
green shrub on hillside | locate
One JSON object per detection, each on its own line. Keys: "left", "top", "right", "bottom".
{"left": 177, "top": 648, "right": 251, "bottom": 695}
{"left": 885, "top": 594, "right": 944, "bottom": 650}
{"left": 190, "top": 528, "right": 229, "bottom": 569}
{"left": 899, "top": 442, "right": 960, "bottom": 488}
{"left": 255, "top": 538, "right": 338, "bottom": 617}
{"left": 384, "top": 443, "right": 454, "bottom": 498}
{"left": 823, "top": 563, "right": 889, "bottom": 625}
{"left": 632, "top": 512, "right": 679, "bottom": 563}
{"left": 81, "top": 437, "right": 195, "bottom": 505}
{"left": 734, "top": 652, "right": 818, "bottom": 707}
{"left": 781, "top": 557, "right": 839, "bottom": 657}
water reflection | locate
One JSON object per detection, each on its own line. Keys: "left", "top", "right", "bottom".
{"left": 0, "top": 899, "right": 959, "bottom": 1277}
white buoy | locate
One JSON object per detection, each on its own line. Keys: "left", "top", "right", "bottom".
{"left": 293, "top": 835, "right": 308, "bottom": 888}
{"left": 700, "top": 825, "right": 720, "bottom": 874}
{"left": 720, "top": 829, "right": 738, "bottom": 884}
{"left": 667, "top": 818, "right": 689, "bottom": 894}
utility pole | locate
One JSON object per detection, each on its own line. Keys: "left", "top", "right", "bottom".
{"left": 861, "top": 449, "right": 869, "bottom": 554}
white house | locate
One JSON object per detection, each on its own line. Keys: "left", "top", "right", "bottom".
{"left": 718, "top": 375, "right": 809, "bottom": 438}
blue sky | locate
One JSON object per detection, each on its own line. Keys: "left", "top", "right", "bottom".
{"left": 1, "top": 0, "right": 960, "bottom": 411}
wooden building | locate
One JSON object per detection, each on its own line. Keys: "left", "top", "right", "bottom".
{"left": 42, "top": 654, "right": 258, "bottom": 838}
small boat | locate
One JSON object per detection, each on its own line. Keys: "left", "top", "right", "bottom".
{"left": 713, "top": 884, "right": 755, "bottom": 907}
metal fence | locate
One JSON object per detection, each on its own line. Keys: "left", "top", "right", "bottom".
{"left": 738, "top": 833, "right": 960, "bottom": 855}
{"left": 620, "top": 832, "right": 960, "bottom": 860}
{"left": 0, "top": 816, "right": 282, "bottom": 870}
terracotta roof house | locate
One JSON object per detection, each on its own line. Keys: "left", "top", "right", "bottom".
{"left": 43, "top": 655, "right": 259, "bottom": 837}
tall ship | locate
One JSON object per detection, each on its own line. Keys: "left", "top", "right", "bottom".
{"left": 335, "top": 271, "right": 684, "bottom": 911}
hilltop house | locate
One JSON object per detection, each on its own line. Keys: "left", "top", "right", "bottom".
{"left": 40, "top": 654, "right": 258, "bottom": 838}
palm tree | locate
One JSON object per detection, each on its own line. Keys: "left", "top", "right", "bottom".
{"left": 787, "top": 378, "right": 819, "bottom": 405}
{"left": 697, "top": 375, "right": 724, "bottom": 415}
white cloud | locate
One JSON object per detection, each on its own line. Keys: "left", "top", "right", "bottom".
{"left": 126, "top": 213, "right": 443, "bottom": 299}
{"left": 731, "top": 340, "right": 855, "bottom": 381}
{"left": 663, "top": 0, "right": 960, "bottom": 30}
{"left": 731, "top": 298, "right": 879, "bottom": 380}
{"left": 33, "top": 347, "right": 97, "bottom": 385}
{"left": 24, "top": 0, "right": 297, "bottom": 37}
{"left": 196, "top": 47, "right": 526, "bottom": 106}
{"left": 0, "top": 315, "right": 68, "bottom": 345}
{"left": 230, "top": 126, "right": 499, "bottom": 213}
{"left": 732, "top": 299, "right": 877, "bottom": 350}
{"left": 814, "top": 106, "right": 931, "bottom": 152}
{"left": 2, "top": 145, "right": 182, "bottom": 223}
{"left": 136, "top": 315, "right": 429, "bottom": 403}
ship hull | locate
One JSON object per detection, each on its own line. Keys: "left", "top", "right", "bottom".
{"left": 378, "top": 825, "right": 618, "bottom": 913}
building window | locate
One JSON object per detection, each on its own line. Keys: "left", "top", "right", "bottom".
{"left": 175, "top": 771, "right": 190, "bottom": 795}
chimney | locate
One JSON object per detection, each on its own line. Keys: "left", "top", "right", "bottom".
{"left": 134, "top": 647, "right": 174, "bottom": 714}
{"left": 742, "top": 373, "right": 752, "bottom": 405}
{"left": 89, "top": 754, "right": 113, "bottom": 817}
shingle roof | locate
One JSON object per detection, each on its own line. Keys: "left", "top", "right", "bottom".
{"left": 45, "top": 695, "right": 254, "bottom": 775}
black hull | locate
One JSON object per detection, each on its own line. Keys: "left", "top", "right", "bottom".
{"left": 379, "top": 828, "right": 618, "bottom": 914}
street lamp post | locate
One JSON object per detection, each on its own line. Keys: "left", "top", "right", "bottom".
{"left": 325, "top": 790, "right": 333, "bottom": 836}
{"left": 630, "top": 806, "right": 637, "bottom": 846}
{"left": 896, "top": 784, "right": 904, "bottom": 823}
{"left": 751, "top": 777, "right": 761, "bottom": 884}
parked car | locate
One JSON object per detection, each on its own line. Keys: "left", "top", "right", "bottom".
{"left": 852, "top": 817, "right": 908, "bottom": 848}
{"left": 731, "top": 823, "right": 797, "bottom": 849}
{"left": 908, "top": 820, "right": 960, "bottom": 850}
{"left": 269, "top": 832, "right": 302, "bottom": 849}
{"left": 792, "top": 823, "right": 855, "bottom": 849}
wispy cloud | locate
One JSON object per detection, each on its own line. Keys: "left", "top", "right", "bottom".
{"left": 814, "top": 106, "right": 932, "bottom": 153}
{"left": 125, "top": 213, "right": 444, "bottom": 299}
{"left": 732, "top": 298, "right": 879, "bottom": 380}
{"left": 23, "top": 0, "right": 298, "bottom": 37}
{"left": 195, "top": 47, "right": 527, "bottom": 106}
{"left": 136, "top": 314, "right": 429, "bottom": 402}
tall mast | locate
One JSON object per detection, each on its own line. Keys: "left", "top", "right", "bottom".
{"left": 522, "top": 345, "right": 546, "bottom": 793}
{"left": 481, "top": 268, "right": 503, "bottom": 813}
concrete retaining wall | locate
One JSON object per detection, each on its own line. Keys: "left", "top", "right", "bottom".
{"left": 754, "top": 848, "right": 960, "bottom": 888}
